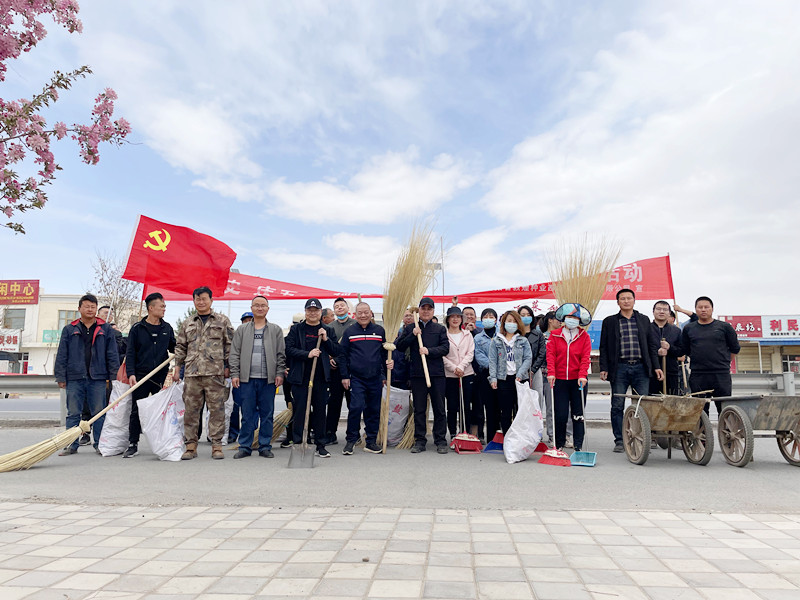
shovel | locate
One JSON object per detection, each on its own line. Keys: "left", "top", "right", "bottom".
{"left": 288, "top": 335, "right": 323, "bottom": 468}
{"left": 570, "top": 381, "right": 596, "bottom": 467}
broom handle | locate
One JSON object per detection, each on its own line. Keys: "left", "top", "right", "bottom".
{"left": 382, "top": 349, "right": 391, "bottom": 453}
{"left": 413, "top": 312, "right": 432, "bottom": 387}
{"left": 86, "top": 354, "right": 174, "bottom": 426}
{"left": 458, "top": 376, "right": 466, "bottom": 434}
{"left": 682, "top": 360, "right": 688, "bottom": 391}
{"left": 662, "top": 337, "right": 667, "bottom": 395}
{"left": 550, "top": 377, "right": 556, "bottom": 449}
{"left": 301, "top": 335, "right": 324, "bottom": 452}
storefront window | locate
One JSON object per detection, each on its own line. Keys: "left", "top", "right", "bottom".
{"left": 782, "top": 355, "right": 800, "bottom": 374}
{"left": 57, "top": 310, "right": 80, "bottom": 330}
{"left": 2, "top": 308, "right": 25, "bottom": 329}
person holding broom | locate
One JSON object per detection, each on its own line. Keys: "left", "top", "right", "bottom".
{"left": 473, "top": 308, "right": 498, "bottom": 443}
{"left": 443, "top": 306, "right": 475, "bottom": 440}
{"left": 546, "top": 303, "right": 592, "bottom": 453}
{"left": 648, "top": 301, "right": 683, "bottom": 395}
{"left": 395, "top": 297, "right": 450, "bottom": 454}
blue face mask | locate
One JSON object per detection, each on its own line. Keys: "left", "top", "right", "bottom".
{"left": 505, "top": 322, "right": 518, "bottom": 334}
{"left": 482, "top": 318, "right": 496, "bottom": 329}
{"left": 521, "top": 316, "right": 533, "bottom": 326}
{"left": 336, "top": 313, "right": 348, "bottom": 321}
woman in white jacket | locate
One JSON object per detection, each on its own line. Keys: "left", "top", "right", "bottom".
{"left": 443, "top": 306, "right": 475, "bottom": 439}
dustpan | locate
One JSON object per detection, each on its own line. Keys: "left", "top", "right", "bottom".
{"left": 570, "top": 383, "right": 596, "bottom": 467}
{"left": 483, "top": 431, "right": 504, "bottom": 453}
{"left": 288, "top": 337, "right": 322, "bottom": 469}
{"left": 538, "top": 379, "right": 571, "bottom": 466}
{"left": 451, "top": 377, "right": 483, "bottom": 454}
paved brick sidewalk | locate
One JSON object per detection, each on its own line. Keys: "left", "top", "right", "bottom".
{"left": 1, "top": 502, "right": 799, "bottom": 600}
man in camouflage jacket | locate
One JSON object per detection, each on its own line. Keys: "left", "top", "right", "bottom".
{"left": 173, "top": 286, "right": 235, "bottom": 460}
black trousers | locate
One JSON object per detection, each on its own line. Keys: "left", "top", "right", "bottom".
{"left": 496, "top": 375, "right": 520, "bottom": 434}
{"left": 477, "top": 371, "right": 497, "bottom": 440}
{"left": 410, "top": 376, "right": 446, "bottom": 447}
{"left": 129, "top": 377, "right": 165, "bottom": 444}
{"left": 325, "top": 370, "right": 350, "bottom": 436}
{"left": 292, "top": 377, "right": 329, "bottom": 449}
{"left": 554, "top": 379, "right": 585, "bottom": 450}
{"left": 444, "top": 375, "right": 474, "bottom": 437}
{"left": 690, "top": 372, "right": 732, "bottom": 416}
{"left": 649, "top": 372, "right": 681, "bottom": 396}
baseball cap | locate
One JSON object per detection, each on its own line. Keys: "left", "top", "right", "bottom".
{"left": 305, "top": 298, "right": 322, "bottom": 309}
{"left": 240, "top": 311, "right": 254, "bottom": 321}
{"left": 446, "top": 306, "right": 462, "bottom": 317}
{"left": 419, "top": 297, "right": 435, "bottom": 308}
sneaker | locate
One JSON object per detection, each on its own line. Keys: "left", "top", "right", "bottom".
{"left": 613, "top": 442, "right": 624, "bottom": 453}
{"left": 436, "top": 445, "right": 448, "bottom": 455}
{"left": 364, "top": 442, "right": 382, "bottom": 454}
{"left": 565, "top": 436, "right": 574, "bottom": 448}
{"left": 280, "top": 440, "right": 293, "bottom": 448}
{"left": 79, "top": 433, "right": 91, "bottom": 446}
{"left": 258, "top": 449, "right": 274, "bottom": 458}
{"left": 94, "top": 446, "right": 102, "bottom": 455}
{"left": 59, "top": 447, "right": 77, "bottom": 456}
{"left": 315, "top": 447, "right": 331, "bottom": 458}
{"left": 122, "top": 444, "right": 138, "bottom": 458}
{"left": 342, "top": 442, "right": 355, "bottom": 455}
{"left": 410, "top": 444, "right": 426, "bottom": 453}
{"left": 233, "top": 449, "right": 251, "bottom": 459}
{"left": 325, "top": 433, "right": 339, "bottom": 446}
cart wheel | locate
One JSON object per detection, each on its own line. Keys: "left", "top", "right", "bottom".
{"left": 683, "top": 411, "right": 714, "bottom": 465}
{"left": 623, "top": 405, "right": 651, "bottom": 465}
{"left": 776, "top": 419, "right": 800, "bottom": 467}
{"left": 718, "top": 405, "right": 754, "bottom": 467}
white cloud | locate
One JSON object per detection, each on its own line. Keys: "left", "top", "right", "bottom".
{"left": 267, "top": 147, "right": 473, "bottom": 224}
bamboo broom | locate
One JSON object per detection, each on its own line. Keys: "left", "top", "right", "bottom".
{"left": 0, "top": 355, "right": 173, "bottom": 473}
{"left": 376, "top": 223, "right": 437, "bottom": 451}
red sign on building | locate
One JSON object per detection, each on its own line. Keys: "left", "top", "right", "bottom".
{"left": 720, "top": 315, "right": 763, "bottom": 339}
{"left": 0, "top": 280, "right": 39, "bottom": 305}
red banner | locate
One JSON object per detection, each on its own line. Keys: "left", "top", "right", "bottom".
{"left": 430, "top": 255, "right": 675, "bottom": 304}
{"left": 145, "top": 272, "right": 381, "bottom": 302}
{"left": 122, "top": 216, "right": 237, "bottom": 297}
{"left": 0, "top": 280, "right": 39, "bottom": 305}
{"left": 719, "top": 316, "right": 763, "bottom": 339}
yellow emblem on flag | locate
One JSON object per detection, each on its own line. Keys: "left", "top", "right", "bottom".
{"left": 143, "top": 229, "right": 171, "bottom": 252}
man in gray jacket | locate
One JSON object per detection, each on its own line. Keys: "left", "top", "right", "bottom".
{"left": 322, "top": 297, "right": 355, "bottom": 445}
{"left": 230, "top": 295, "right": 286, "bottom": 458}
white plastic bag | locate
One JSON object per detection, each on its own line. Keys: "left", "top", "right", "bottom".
{"left": 98, "top": 381, "right": 132, "bottom": 457}
{"left": 504, "top": 381, "right": 544, "bottom": 464}
{"left": 201, "top": 381, "right": 234, "bottom": 444}
{"left": 385, "top": 386, "right": 411, "bottom": 447}
{"left": 139, "top": 382, "right": 186, "bottom": 461}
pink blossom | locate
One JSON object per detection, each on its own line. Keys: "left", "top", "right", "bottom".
{"left": 54, "top": 121, "right": 67, "bottom": 139}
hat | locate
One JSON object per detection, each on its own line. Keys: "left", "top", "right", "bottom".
{"left": 554, "top": 303, "right": 592, "bottom": 326}
{"left": 419, "top": 297, "right": 435, "bottom": 308}
{"left": 240, "top": 311, "right": 254, "bottom": 322}
{"left": 292, "top": 312, "right": 304, "bottom": 324}
{"left": 446, "top": 306, "right": 462, "bottom": 318}
{"left": 305, "top": 298, "right": 322, "bottom": 309}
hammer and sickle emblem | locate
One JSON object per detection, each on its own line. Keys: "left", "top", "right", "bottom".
{"left": 143, "top": 229, "right": 171, "bottom": 252}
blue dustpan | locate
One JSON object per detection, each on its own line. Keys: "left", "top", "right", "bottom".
{"left": 482, "top": 431, "right": 504, "bottom": 454}
{"left": 571, "top": 383, "right": 596, "bottom": 467}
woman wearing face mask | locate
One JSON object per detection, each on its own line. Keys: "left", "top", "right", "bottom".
{"left": 518, "top": 305, "right": 547, "bottom": 414}
{"left": 488, "top": 310, "right": 532, "bottom": 433}
{"left": 473, "top": 308, "right": 498, "bottom": 442}
{"left": 443, "top": 307, "right": 475, "bottom": 440}
{"left": 546, "top": 304, "right": 592, "bottom": 453}
{"left": 537, "top": 311, "right": 557, "bottom": 444}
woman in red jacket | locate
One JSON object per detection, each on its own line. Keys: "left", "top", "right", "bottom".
{"left": 546, "top": 303, "right": 592, "bottom": 452}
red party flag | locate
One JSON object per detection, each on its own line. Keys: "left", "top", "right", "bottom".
{"left": 122, "top": 215, "right": 237, "bottom": 296}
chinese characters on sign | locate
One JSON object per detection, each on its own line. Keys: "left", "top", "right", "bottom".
{"left": 0, "top": 280, "right": 39, "bottom": 305}
{"left": 0, "top": 329, "right": 22, "bottom": 352}
{"left": 765, "top": 316, "right": 800, "bottom": 338}
{"left": 720, "top": 316, "right": 763, "bottom": 339}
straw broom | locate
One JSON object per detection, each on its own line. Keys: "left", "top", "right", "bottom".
{"left": 376, "top": 223, "right": 437, "bottom": 451}
{"left": 0, "top": 355, "right": 173, "bottom": 473}
{"left": 271, "top": 404, "right": 293, "bottom": 442}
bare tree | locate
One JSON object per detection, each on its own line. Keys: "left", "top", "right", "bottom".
{"left": 89, "top": 250, "right": 143, "bottom": 331}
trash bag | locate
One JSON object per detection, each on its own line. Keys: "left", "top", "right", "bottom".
{"left": 138, "top": 382, "right": 186, "bottom": 461}
{"left": 385, "top": 386, "right": 411, "bottom": 447}
{"left": 201, "top": 381, "right": 234, "bottom": 444}
{"left": 504, "top": 381, "right": 544, "bottom": 464}
{"left": 98, "top": 381, "right": 132, "bottom": 457}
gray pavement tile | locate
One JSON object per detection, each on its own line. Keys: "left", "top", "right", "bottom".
{"left": 373, "top": 563, "right": 424, "bottom": 580}
{"left": 103, "top": 574, "right": 170, "bottom": 592}
{"left": 206, "top": 575, "right": 271, "bottom": 594}
{"left": 325, "top": 562, "right": 378, "bottom": 579}
{"left": 708, "top": 559, "right": 772, "bottom": 573}
{"left": 695, "top": 589, "right": 762, "bottom": 599}
{"left": 519, "top": 554, "right": 571, "bottom": 568}
{"left": 530, "top": 581, "right": 591, "bottom": 599}
{"left": 178, "top": 561, "right": 236, "bottom": 576}
{"left": 368, "top": 578, "right": 422, "bottom": 597}
{"left": 576, "top": 568, "right": 636, "bottom": 586}
{"left": 642, "top": 586, "right": 704, "bottom": 599}
{"left": 19, "top": 590, "right": 93, "bottom": 600}
{"left": 752, "top": 590, "right": 800, "bottom": 600}
{"left": 314, "top": 577, "right": 371, "bottom": 596}
{"left": 423, "top": 580, "right": 477, "bottom": 599}
{"left": 474, "top": 566, "right": 526, "bottom": 582}
{"left": 334, "top": 549, "right": 384, "bottom": 563}
{"left": 524, "top": 566, "right": 580, "bottom": 582}
{"left": 382, "top": 551, "right": 428, "bottom": 565}
{"left": 585, "top": 583, "right": 650, "bottom": 599}
{"left": 276, "top": 562, "right": 330, "bottom": 578}
{"left": 730, "top": 573, "right": 797, "bottom": 589}
{"left": 679, "top": 571, "right": 740, "bottom": 588}
{"left": 4, "top": 570, "right": 71, "bottom": 587}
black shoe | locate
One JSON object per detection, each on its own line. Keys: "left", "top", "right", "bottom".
{"left": 325, "top": 434, "right": 338, "bottom": 446}
{"left": 94, "top": 446, "right": 102, "bottom": 455}
{"left": 364, "top": 442, "right": 382, "bottom": 454}
{"left": 59, "top": 447, "right": 77, "bottom": 456}
{"left": 227, "top": 435, "right": 238, "bottom": 444}
{"left": 410, "top": 444, "right": 426, "bottom": 453}
{"left": 79, "top": 433, "right": 91, "bottom": 446}
{"left": 315, "top": 447, "right": 331, "bottom": 458}
{"left": 258, "top": 449, "right": 274, "bottom": 458}
{"left": 436, "top": 445, "right": 448, "bottom": 455}
{"left": 233, "top": 449, "right": 251, "bottom": 459}
{"left": 122, "top": 444, "right": 138, "bottom": 458}
{"left": 613, "top": 443, "right": 624, "bottom": 453}
{"left": 342, "top": 442, "right": 355, "bottom": 455}
{"left": 280, "top": 440, "right": 293, "bottom": 448}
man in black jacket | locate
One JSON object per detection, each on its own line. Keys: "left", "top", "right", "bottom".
{"left": 123, "top": 293, "right": 176, "bottom": 457}
{"left": 395, "top": 297, "right": 450, "bottom": 454}
{"left": 648, "top": 301, "right": 683, "bottom": 396}
{"left": 599, "top": 289, "right": 662, "bottom": 452}
{"left": 285, "top": 298, "right": 339, "bottom": 458}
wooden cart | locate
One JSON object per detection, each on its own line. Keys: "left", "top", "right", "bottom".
{"left": 717, "top": 395, "right": 800, "bottom": 467}
{"left": 622, "top": 394, "right": 713, "bottom": 466}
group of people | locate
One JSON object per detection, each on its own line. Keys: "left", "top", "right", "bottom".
{"left": 54, "top": 285, "right": 740, "bottom": 460}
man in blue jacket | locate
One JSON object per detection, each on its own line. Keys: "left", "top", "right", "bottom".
{"left": 395, "top": 297, "right": 451, "bottom": 454}
{"left": 339, "top": 302, "right": 392, "bottom": 455}
{"left": 54, "top": 293, "right": 120, "bottom": 455}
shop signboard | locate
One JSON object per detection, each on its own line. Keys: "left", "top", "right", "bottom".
{"left": 0, "top": 280, "right": 39, "bottom": 305}
{"left": 42, "top": 330, "right": 61, "bottom": 344}
{"left": 0, "top": 328, "right": 21, "bottom": 352}
{"left": 763, "top": 315, "right": 800, "bottom": 339}
{"left": 720, "top": 315, "right": 763, "bottom": 339}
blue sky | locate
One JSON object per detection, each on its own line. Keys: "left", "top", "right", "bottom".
{"left": 3, "top": 1, "right": 799, "bottom": 327}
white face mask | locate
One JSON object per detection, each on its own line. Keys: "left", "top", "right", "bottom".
{"left": 564, "top": 317, "right": 580, "bottom": 330}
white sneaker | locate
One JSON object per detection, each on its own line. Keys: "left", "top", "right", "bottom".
{"left": 565, "top": 436, "right": 574, "bottom": 448}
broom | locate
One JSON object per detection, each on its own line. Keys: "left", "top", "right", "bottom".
{"left": 0, "top": 355, "right": 173, "bottom": 472}
{"left": 377, "top": 222, "right": 437, "bottom": 451}
{"left": 272, "top": 404, "right": 293, "bottom": 442}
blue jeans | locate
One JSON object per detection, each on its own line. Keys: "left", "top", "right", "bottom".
{"left": 229, "top": 386, "right": 242, "bottom": 440}
{"left": 66, "top": 379, "right": 107, "bottom": 450}
{"left": 237, "top": 379, "right": 276, "bottom": 453}
{"left": 346, "top": 376, "right": 382, "bottom": 445}
{"left": 610, "top": 362, "right": 650, "bottom": 444}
